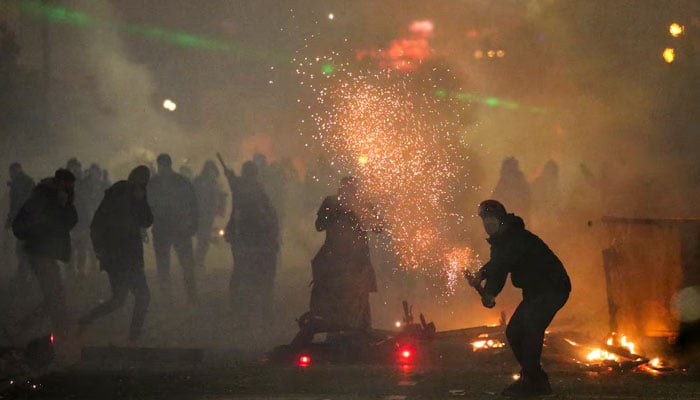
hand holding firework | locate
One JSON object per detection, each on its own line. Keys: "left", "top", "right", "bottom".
{"left": 464, "top": 269, "right": 496, "bottom": 309}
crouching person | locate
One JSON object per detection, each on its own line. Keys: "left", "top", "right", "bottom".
{"left": 78, "top": 166, "right": 153, "bottom": 342}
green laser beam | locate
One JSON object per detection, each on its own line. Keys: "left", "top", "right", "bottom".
{"left": 18, "top": 0, "right": 286, "bottom": 63}
{"left": 439, "top": 88, "right": 547, "bottom": 114}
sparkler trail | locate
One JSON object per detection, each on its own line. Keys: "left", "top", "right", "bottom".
{"left": 297, "top": 45, "right": 480, "bottom": 294}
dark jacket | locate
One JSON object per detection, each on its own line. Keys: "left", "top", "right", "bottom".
{"left": 91, "top": 181, "right": 153, "bottom": 272}
{"left": 479, "top": 213, "right": 571, "bottom": 299}
{"left": 225, "top": 174, "right": 279, "bottom": 251}
{"left": 148, "top": 171, "right": 198, "bottom": 237}
{"left": 12, "top": 178, "right": 78, "bottom": 262}
{"left": 6, "top": 171, "right": 35, "bottom": 227}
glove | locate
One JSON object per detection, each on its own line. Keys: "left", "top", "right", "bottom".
{"left": 481, "top": 294, "right": 496, "bottom": 309}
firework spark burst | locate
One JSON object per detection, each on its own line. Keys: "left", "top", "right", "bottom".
{"left": 297, "top": 35, "right": 478, "bottom": 294}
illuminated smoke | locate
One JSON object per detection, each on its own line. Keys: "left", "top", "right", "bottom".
{"left": 298, "top": 44, "right": 478, "bottom": 293}
{"left": 356, "top": 20, "right": 435, "bottom": 72}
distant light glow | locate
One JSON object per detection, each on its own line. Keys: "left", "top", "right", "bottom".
{"left": 669, "top": 23, "right": 684, "bottom": 37}
{"left": 473, "top": 50, "right": 483, "bottom": 59}
{"left": 496, "top": 50, "right": 505, "bottom": 58}
{"left": 358, "top": 155, "right": 369, "bottom": 164}
{"left": 395, "top": 321, "right": 402, "bottom": 328}
{"left": 662, "top": 47, "right": 675, "bottom": 63}
{"left": 328, "top": 13, "right": 334, "bottom": 20}
{"left": 163, "top": 99, "right": 177, "bottom": 111}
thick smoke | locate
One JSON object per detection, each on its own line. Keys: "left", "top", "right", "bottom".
{"left": 1, "top": 0, "right": 697, "bottom": 351}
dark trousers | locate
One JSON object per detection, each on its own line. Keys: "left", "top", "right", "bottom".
{"left": 79, "top": 268, "right": 150, "bottom": 339}
{"left": 230, "top": 246, "right": 277, "bottom": 325}
{"left": 27, "top": 255, "right": 67, "bottom": 336}
{"left": 506, "top": 290, "right": 569, "bottom": 382}
{"left": 153, "top": 232, "right": 197, "bottom": 303}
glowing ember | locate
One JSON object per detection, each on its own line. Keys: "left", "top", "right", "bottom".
{"left": 586, "top": 348, "right": 618, "bottom": 362}
{"left": 470, "top": 334, "right": 506, "bottom": 351}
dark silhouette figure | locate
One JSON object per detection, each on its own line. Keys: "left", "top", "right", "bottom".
{"left": 193, "top": 161, "right": 226, "bottom": 270}
{"left": 224, "top": 160, "right": 279, "bottom": 325}
{"left": 531, "top": 160, "right": 561, "bottom": 220}
{"left": 5, "top": 162, "right": 35, "bottom": 282}
{"left": 12, "top": 169, "right": 78, "bottom": 337}
{"left": 78, "top": 166, "right": 153, "bottom": 341}
{"left": 467, "top": 200, "right": 571, "bottom": 397}
{"left": 292, "top": 177, "right": 380, "bottom": 347}
{"left": 492, "top": 157, "right": 531, "bottom": 222}
{"left": 148, "top": 153, "right": 198, "bottom": 304}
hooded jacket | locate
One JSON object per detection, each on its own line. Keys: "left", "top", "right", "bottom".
{"left": 479, "top": 213, "right": 571, "bottom": 299}
{"left": 90, "top": 180, "right": 153, "bottom": 271}
{"left": 12, "top": 178, "right": 78, "bottom": 262}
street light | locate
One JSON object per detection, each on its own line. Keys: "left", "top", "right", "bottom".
{"left": 662, "top": 47, "right": 675, "bottom": 63}
{"left": 669, "top": 23, "right": 684, "bottom": 38}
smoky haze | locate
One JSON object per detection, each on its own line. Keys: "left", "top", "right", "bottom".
{"left": 0, "top": 0, "right": 698, "bottom": 353}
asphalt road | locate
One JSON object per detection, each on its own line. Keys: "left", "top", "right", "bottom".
{"left": 4, "top": 340, "right": 699, "bottom": 400}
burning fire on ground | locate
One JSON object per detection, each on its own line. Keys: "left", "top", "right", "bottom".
{"left": 564, "top": 332, "right": 672, "bottom": 374}
{"left": 470, "top": 333, "right": 506, "bottom": 352}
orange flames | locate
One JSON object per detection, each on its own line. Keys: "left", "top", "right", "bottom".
{"left": 565, "top": 333, "right": 669, "bottom": 374}
{"left": 470, "top": 334, "right": 506, "bottom": 352}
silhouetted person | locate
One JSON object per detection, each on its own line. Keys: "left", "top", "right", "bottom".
{"left": 78, "top": 166, "right": 153, "bottom": 341}
{"left": 467, "top": 200, "right": 571, "bottom": 397}
{"left": 224, "top": 160, "right": 279, "bottom": 325}
{"left": 5, "top": 162, "right": 34, "bottom": 282}
{"left": 292, "top": 176, "right": 380, "bottom": 347}
{"left": 531, "top": 160, "right": 560, "bottom": 215}
{"left": 530, "top": 160, "right": 561, "bottom": 229}
{"left": 492, "top": 157, "right": 531, "bottom": 222}
{"left": 12, "top": 169, "right": 78, "bottom": 338}
{"left": 149, "top": 153, "right": 198, "bottom": 304}
{"left": 193, "top": 160, "right": 226, "bottom": 270}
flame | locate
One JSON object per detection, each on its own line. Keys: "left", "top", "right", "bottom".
{"left": 586, "top": 348, "right": 618, "bottom": 362}
{"left": 470, "top": 334, "right": 506, "bottom": 351}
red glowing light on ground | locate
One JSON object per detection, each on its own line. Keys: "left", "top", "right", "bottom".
{"left": 297, "top": 354, "right": 311, "bottom": 367}
{"left": 397, "top": 345, "right": 416, "bottom": 363}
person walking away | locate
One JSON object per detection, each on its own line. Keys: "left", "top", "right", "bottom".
{"left": 12, "top": 169, "right": 78, "bottom": 339}
{"left": 148, "top": 153, "right": 198, "bottom": 304}
{"left": 78, "top": 166, "right": 153, "bottom": 341}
